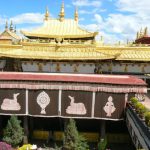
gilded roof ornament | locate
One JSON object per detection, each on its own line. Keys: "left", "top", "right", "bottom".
{"left": 136, "top": 31, "right": 139, "bottom": 39}
{"left": 139, "top": 28, "right": 143, "bottom": 38}
{"left": 9, "top": 20, "right": 14, "bottom": 32}
{"left": 74, "top": 7, "right": 78, "bottom": 22}
{"left": 59, "top": 0, "right": 65, "bottom": 21}
{"left": 144, "top": 27, "right": 148, "bottom": 37}
{"left": 14, "top": 25, "right": 16, "bottom": 33}
{"left": 44, "top": 6, "right": 49, "bottom": 21}
{"left": 5, "top": 21, "right": 8, "bottom": 31}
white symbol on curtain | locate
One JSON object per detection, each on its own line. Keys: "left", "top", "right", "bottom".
{"left": 103, "top": 96, "right": 116, "bottom": 117}
{"left": 1, "top": 93, "right": 21, "bottom": 111}
{"left": 66, "top": 95, "right": 87, "bottom": 115}
{"left": 37, "top": 91, "right": 50, "bottom": 114}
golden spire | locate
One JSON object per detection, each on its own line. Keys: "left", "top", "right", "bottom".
{"left": 136, "top": 31, "right": 139, "bottom": 39}
{"left": 9, "top": 20, "right": 14, "bottom": 32}
{"left": 139, "top": 28, "right": 143, "bottom": 38}
{"left": 100, "top": 36, "right": 104, "bottom": 41}
{"left": 144, "top": 27, "right": 148, "bottom": 36}
{"left": 59, "top": 0, "right": 65, "bottom": 21}
{"left": 14, "top": 25, "right": 16, "bottom": 33}
{"left": 74, "top": 7, "right": 78, "bottom": 22}
{"left": 44, "top": 6, "right": 49, "bottom": 21}
{"left": 5, "top": 20, "right": 8, "bottom": 31}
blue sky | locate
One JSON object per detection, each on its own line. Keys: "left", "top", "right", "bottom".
{"left": 0, "top": 0, "right": 149, "bottom": 43}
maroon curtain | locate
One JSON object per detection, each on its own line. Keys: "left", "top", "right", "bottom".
{"left": 0, "top": 89, "right": 26, "bottom": 114}
{"left": 94, "top": 92, "right": 126, "bottom": 119}
{"left": 28, "top": 90, "right": 59, "bottom": 116}
{"left": 61, "top": 90, "right": 92, "bottom": 118}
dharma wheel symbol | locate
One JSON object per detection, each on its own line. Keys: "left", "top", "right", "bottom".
{"left": 37, "top": 91, "right": 50, "bottom": 114}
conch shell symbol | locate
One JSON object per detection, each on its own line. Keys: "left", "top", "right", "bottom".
{"left": 37, "top": 91, "right": 50, "bottom": 114}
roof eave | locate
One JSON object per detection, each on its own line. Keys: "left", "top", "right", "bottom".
{"left": 21, "top": 31, "right": 97, "bottom": 39}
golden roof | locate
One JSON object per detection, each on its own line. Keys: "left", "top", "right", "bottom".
{"left": 0, "top": 30, "right": 20, "bottom": 40}
{"left": 0, "top": 42, "right": 150, "bottom": 61}
{"left": 0, "top": 44, "right": 113, "bottom": 60}
{"left": 96, "top": 46, "right": 150, "bottom": 61}
{"left": 21, "top": 19, "right": 98, "bottom": 38}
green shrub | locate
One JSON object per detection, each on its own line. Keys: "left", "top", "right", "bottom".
{"left": 130, "top": 97, "right": 138, "bottom": 106}
{"left": 138, "top": 104, "right": 147, "bottom": 115}
{"left": 98, "top": 137, "right": 107, "bottom": 150}
{"left": 135, "top": 102, "right": 147, "bottom": 115}
{"left": 63, "top": 118, "right": 89, "bottom": 150}
{"left": 3, "top": 116, "right": 24, "bottom": 148}
{"left": 144, "top": 112, "right": 150, "bottom": 126}
{"left": 135, "top": 102, "right": 142, "bottom": 110}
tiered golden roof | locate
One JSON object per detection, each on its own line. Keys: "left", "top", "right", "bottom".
{"left": 0, "top": 42, "right": 150, "bottom": 61}
{"left": 21, "top": 19, "right": 98, "bottom": 38}
{"left": 0, "top": 21, "right": 20, "bottom": 40}
{"left": 0, "top": 2, "right": 150, "bottom": 62}
{"left": 0, "top": 43, "right": 113, "bottom": 60}
{"left": 21, "top": 1, "right": 97, "bottom": 39}
{"left": 96, "top": 46, "right": 150, "bottom": 61}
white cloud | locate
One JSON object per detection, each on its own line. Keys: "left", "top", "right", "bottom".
{"left": 76, "top": 0, "right": 149, "bottom": 43}
{"left": 81, "top": 13, "right": 142, "bottom": 43}
{"left": 80, "top": 0, "right": 150, "bottom": 44}
{"left": 117, "top": 0, "right": 150, "bottom": 15}
{"left": 72, "top": 0, "right": 102, "bottom": 7}
{"left": 80, "top": 23, "right": 99, "bottom": 32}
{"left": 98, "top": 32, "right": 124, "bottom": 44}
{"left": 79, "top": 8, "right": 98, "bottom": 14}
{"left": 94, "top": 14, "right": 103, "bottom": 24}
{"left": 79, "top": 8, "right": 106, "bottom": 15}
{"left": 0, "top": 16, "right": 7, "bottom": 26}
{"left": 10, "top": 13, "right": 44, "bottom": 24}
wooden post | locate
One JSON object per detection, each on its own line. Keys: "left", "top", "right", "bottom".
{"left": 29, "top": 117, "right": 34, "bottom": 140}
{"left": 0, "top": 115, "right": 2, "bottom": 140}
{"left": 100, "top": 120, "right": 106, "bottom": 140}
{"left": 23, "top": 116, "right": 29, "bottom": 144}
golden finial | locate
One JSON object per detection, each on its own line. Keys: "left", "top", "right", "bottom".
{"left": 100, "top": 36, "right": 104, "bottom": 41}
{"left": 127, "top": 39, "right": 129, "bottom": 45}
{"left": 5, "top": 20, "right": 8, "bottom": 31}
{"left": 136, "top": 31, "right": 139, "bottom": 39}
{"left": 44, "top": 6, "right": 49, "bottom": 21}
{"left": 74, "top": 7, "right": 78, "bottom": 22}
{"left": 139, "top": 28, "right": 143, "bottom": 38}
{"left": 9, "top": 20, "right": 14, "bottom": 32}
{"left": 59, "top": 0, "right": 65, "bottom": 21}
{"left": 144, "top": 27, "right": 148, "bottom": 36}
{"left": 14, "top": 25, "right": 16, "bottom": 33}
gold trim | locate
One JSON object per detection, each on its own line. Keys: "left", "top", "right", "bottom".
{"left": 21, "top": 31, "right": 98, "bottom": 38}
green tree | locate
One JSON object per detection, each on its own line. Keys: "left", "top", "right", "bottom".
{"left": 76, "top": 134, "right": 89, "bottom": 150}
{"left": 3, "top": 115, "right": 24, "bottom": 148}
{"left": 63, "top": 118, "right": 89, "bottom": 150}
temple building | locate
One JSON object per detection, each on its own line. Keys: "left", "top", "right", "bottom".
{"left": 135, "top": 27, "right": 150, "bottom": 45}
{"left": 0, "top": 1, "right": 150, "bottom": 149}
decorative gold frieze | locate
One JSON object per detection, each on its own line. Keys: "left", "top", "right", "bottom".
{"left": 38, "top": 63, "right": 43, "bottom": 72}
{"left": 108, "top": 63, "right": 112, "bottom": 72}
{"left": 56, "top": 63, "right": 61, "bottom": 72}
{"left": 73, "top": 64, "right": 78, "bottom": 73}
{"left": 141, "top": 65, "right": 145, "bottom": 73}
{"left": 124, "top": 64, "right": 128, "bottom": 72}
